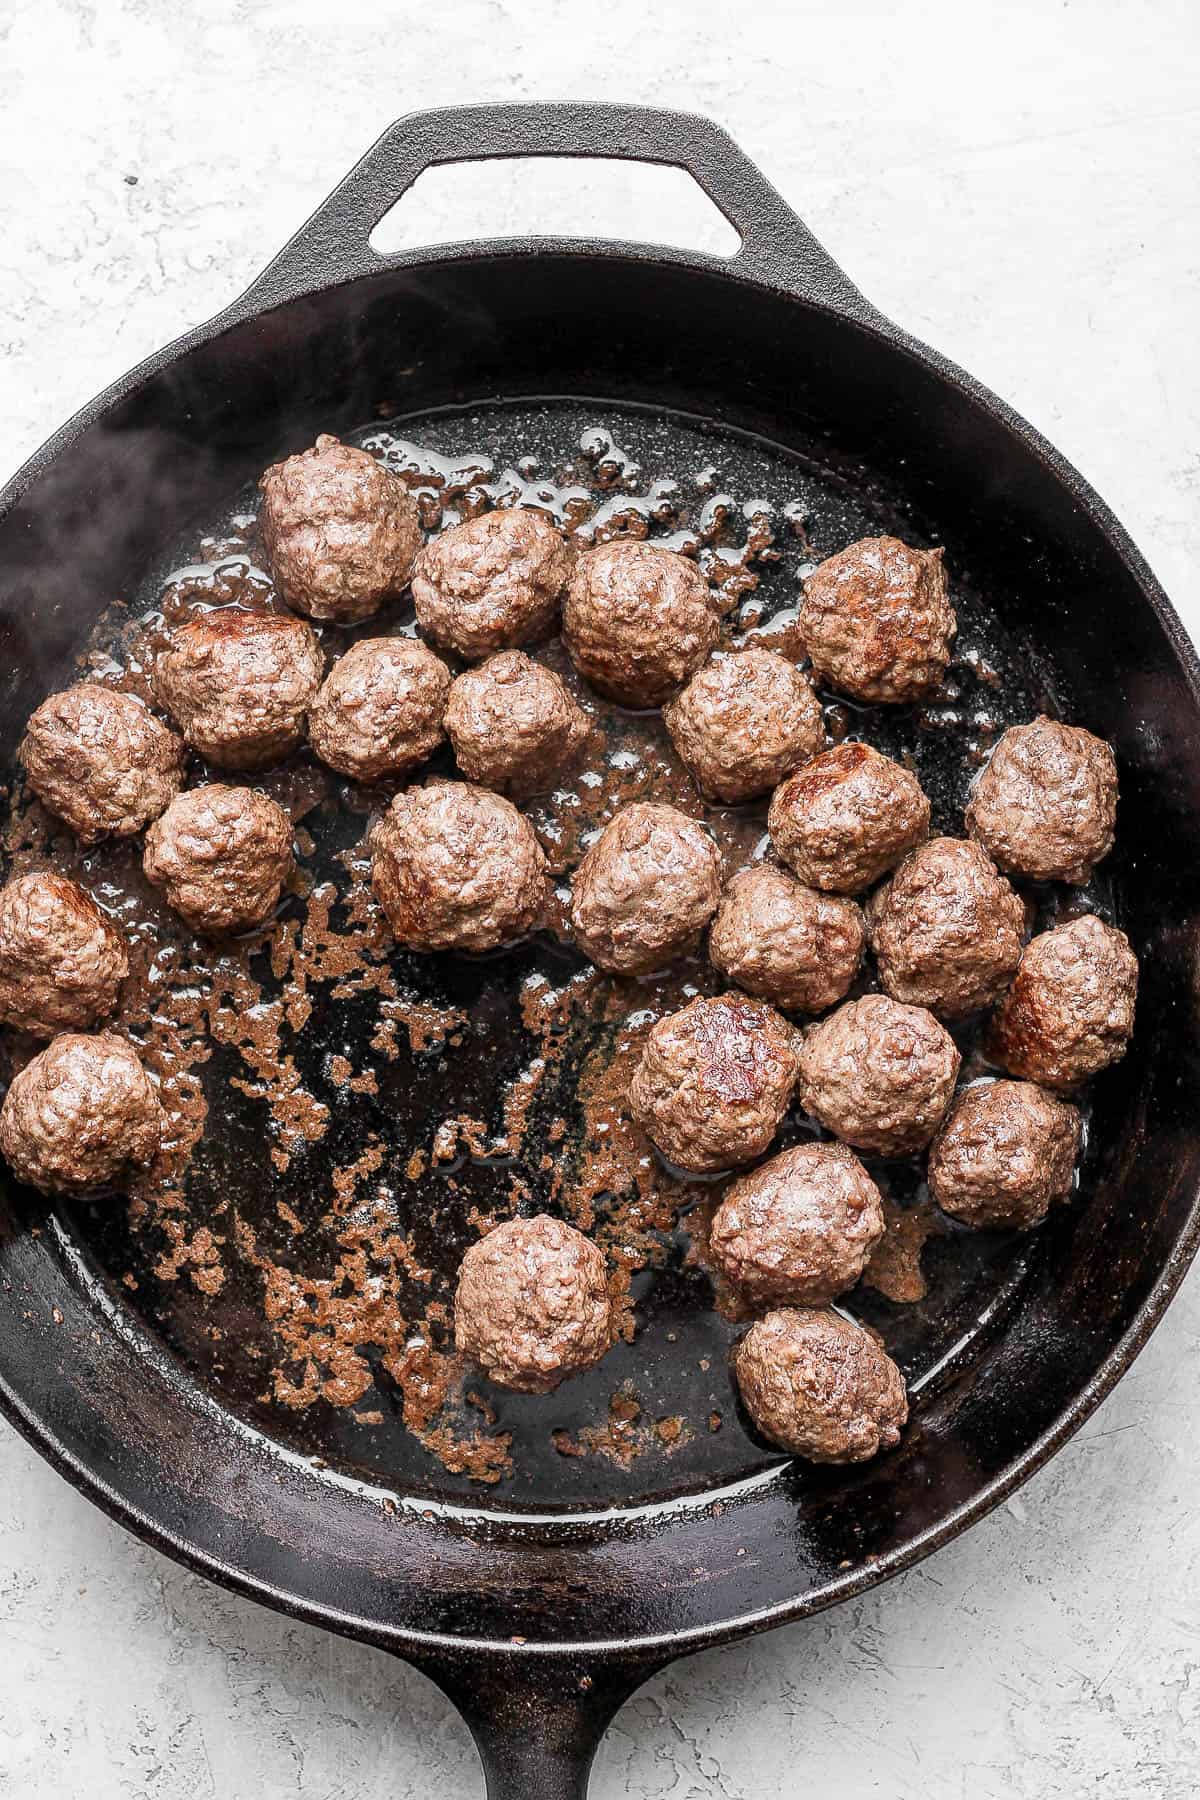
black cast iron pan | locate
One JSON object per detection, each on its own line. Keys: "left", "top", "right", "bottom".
{"left": 1, "top": 104, "right": 1199, "bottom": 1799}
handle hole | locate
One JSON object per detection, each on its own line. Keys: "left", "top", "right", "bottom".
{"left": 368, "top": 157, "right": 742, "bottom": 258}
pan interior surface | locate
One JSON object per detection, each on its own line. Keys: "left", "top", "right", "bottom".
{"left": 3, "top": 395, "right": 1110, "bottom": 1516}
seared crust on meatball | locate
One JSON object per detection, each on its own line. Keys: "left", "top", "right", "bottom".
{"left": 570, "top": 802, "right": 721, "bottom": 975}
{"left": 19, "top": 683, "right": 185, "bottom": 843}
{"left": 868, "top": 837, "right": 1026, "bottom": 1019}
{"left": 445, "top": 651, "right": 589, "bottom": 799}
{"left": 629, "top": 992, "right": 799, "bottom": 1173}
{"left": 308, "top": 637, "right": 451, "bottom": 782}
{"left": 965, "top": 716, "right": 1118, "bottom": 885}
{"left": 0, "top": 873, "right": 127, "bottom": 1038}
{"left": 371, "top": 781, "right": 546, "bottom": 952}
{"left": 928, "top": 1079, "right": 1081, "bottom": 1229}
{"left": 797, "top": 994, "right": 960, "bottom": 1155}
{"left": 258, "top": 434, "right": 422, "bottom": 624}
{"left": 562, "top": 539, "right": 719, "bottom": 708}
{"left": 155, "top": 610, "right": 323, "bottom": 769}
{"left": 453, "top": 1213, "right": 613, "bottom": 1393}
{"left": 709, "top": 864, "right": 865, "bottom": 1014}
{"left": 710, "top": 1141, "right": 885, "bottom": 1307}
{"left": 987, "top": 914, "right": 1137, "bottom": 1091}
{"left": 143, "top": 784, "right": 294, "bottom": 935}
{"left": 411, "top": 507, "right": 570, "bottom": 663}
{"left": 0, "top": 1031, "right": 162, "bottom": 1193}
{"left": 664, "top": 649, "right": 825, "bottom": 803}
{"left": 798, "top": 535, "right": 956, "bottom": 703}
{"left": 734, "top": 1307, "right": 908, "bottom": 1463}
{"left": 768, "top": 742, "right": 930, "bottom": 894}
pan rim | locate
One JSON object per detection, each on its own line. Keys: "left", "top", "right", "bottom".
{"left": 2, "top": 240, "right": 1199, "bottom": 1660}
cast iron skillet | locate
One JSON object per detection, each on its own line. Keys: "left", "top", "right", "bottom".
{"left": 1, "top": 104, "right": 1200, "bottom": 1799}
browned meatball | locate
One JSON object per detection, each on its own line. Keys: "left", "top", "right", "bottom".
{"left": 965, "top": 716, "right": 1118, "bottom": 885}
{"left": 734, "top": 1307, "right": 908, "bottom": 1463}
{"left": 19, "top": 683, "right": 185, "bottom": 844}
{"left": 768, "top": 742, "right": 930, "bottom": 894}
{"left": 258, "top": 434, "right": 422, "bottom": 624}
{"left": 371, "top": 781, "right": 546, "bottom": 952}
{"left": 928, "top": 1079, "right": 1081, "bottom": 1229}
{"left": 629, "top": 992, "right": 799, "bottom": 1173}
{"left": 453, "top": 1213, "right": 614, "bottom": 1393}
{"left": 663, "top": 649, "right": 825, "bottom": 803}
{"left": 987, "top": 914, "right": 1137, "bottom": 1091}
{"left": 411, "top": 507, "right": 570, "bottom": 663}
{"left": 308, "top": 637, "right": 451, "bottom": 782}
{"left": 562, "top": 539, "right": 719, "bottom": 707}
{"left": 155, "top": 610, "right": 323, "bottom": 769}
{"left": 797, "top": 994, "right": 960, "bottom": 1155}
{"left": 798, "top": 535, "right": 956, "bottom": 703}
{"left": 708, "top": 864, "right": 865, "bottom": 1014}
{"left": 143, "top": 784, "right": 294, "bottom": 935}
{"left": 0, "top": 873, "right": 127, "bottom": 1038}
{"left": 570, "top": 802, "right": 721, "bottom": 976}
{"left": 0, "top": 1032, "right": 162, "bottom": 1194}
{"left": 710, "top": 1141, "right": 885, "bottom": 1307}
{"left": 868, "top": 837, "right": 1026, "bottom": 1019}
{"left": 445, "top": 651, "right": 589, "bottom": 799}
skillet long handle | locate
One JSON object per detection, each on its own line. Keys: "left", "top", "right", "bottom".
{"left": 409, "top": 1648, "right": 660, "bottom": 1800}
{"left": 227, "top": 101, "right": 875, "bottom": 318}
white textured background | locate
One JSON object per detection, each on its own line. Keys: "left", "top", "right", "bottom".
{"left": 1, "top": 2, "right": 1199, "bottom": 1794}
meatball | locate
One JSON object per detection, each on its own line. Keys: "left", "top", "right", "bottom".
{"left": 308, "top": 637, "right": 451, "bottom": 782}
{"left": 570, "top": 802, "right": 721, "bottom": 976}
{"left": 371, "top": 780, "right": 546, "bottom": 952}
{"left": 453, "top": 1213, "right": 613, "bottom": 1393}
{"left": 19, "top": 683, "right": 185, "bottom": 844}
{"left": 797, "top": 535, "right": 956, "bottom": 703}
{"left": 445, "top": 651, "right": 589, "bottom": 799}
{"left": 663, "top": 649, "right": 825, "bottom": 803}
{"left": 928, "top": 1079, "right": 1081, "bottom": 1229}
{"left": 965, "top": 715, "right": 1118, "bottom": 885}
{"left": 710, "top": 1141, "right": 885, "bottom": 1307}
{"left": 629, "top": 992, "right": 799, "bottom": 1173}
{"left": 987, "top": 913, "right": 1137, "bottom": 1091}
{"left": 411, "top": 507, "right": 570, "bottom": 663}
{"left": 143, "top": 784, "right": 294, "bottom": 935}
{"left": 797, "top": 994, "right": 960, "bottom": 1156}
{"left": 868, "top": 837, "right": 1026, "bottom": 1019}
{"left": 733, "top": 1307, "right": 908, "bottom": 1463}
{"left": 709, "top": 864, "right": 865, "bottom": 1014}
{"left": 0, "top": 1032, "right": 162, "bottom": 1194}
{"left": 768, "top": 742, "right": 930, "bottom": 894}
{"left": 0, "top": 873, "right": 127, "bottom": 1038}
{"left": 258, "top": 434, "right": 422, "bottom": 624}
{"left": 562, "top": 539, "right": 719, "bottom": 708}
{"left": 155, "top": 609, "right": 323, "bottom": 769}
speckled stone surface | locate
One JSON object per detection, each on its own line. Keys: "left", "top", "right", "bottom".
{"left": 1, "top": 1, "right": 1199, "bottom": 1794}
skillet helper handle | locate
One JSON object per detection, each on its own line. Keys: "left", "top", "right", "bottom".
{"left": 230, "top": 101, "right": 874, "bottom": 317}
{"left": 411, "top": 1650, "right": 658, "bottom": 1800}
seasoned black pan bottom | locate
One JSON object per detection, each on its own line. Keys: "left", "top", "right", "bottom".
{"left": 2, "top": 396, "right": 1115, "bottom": 1515}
